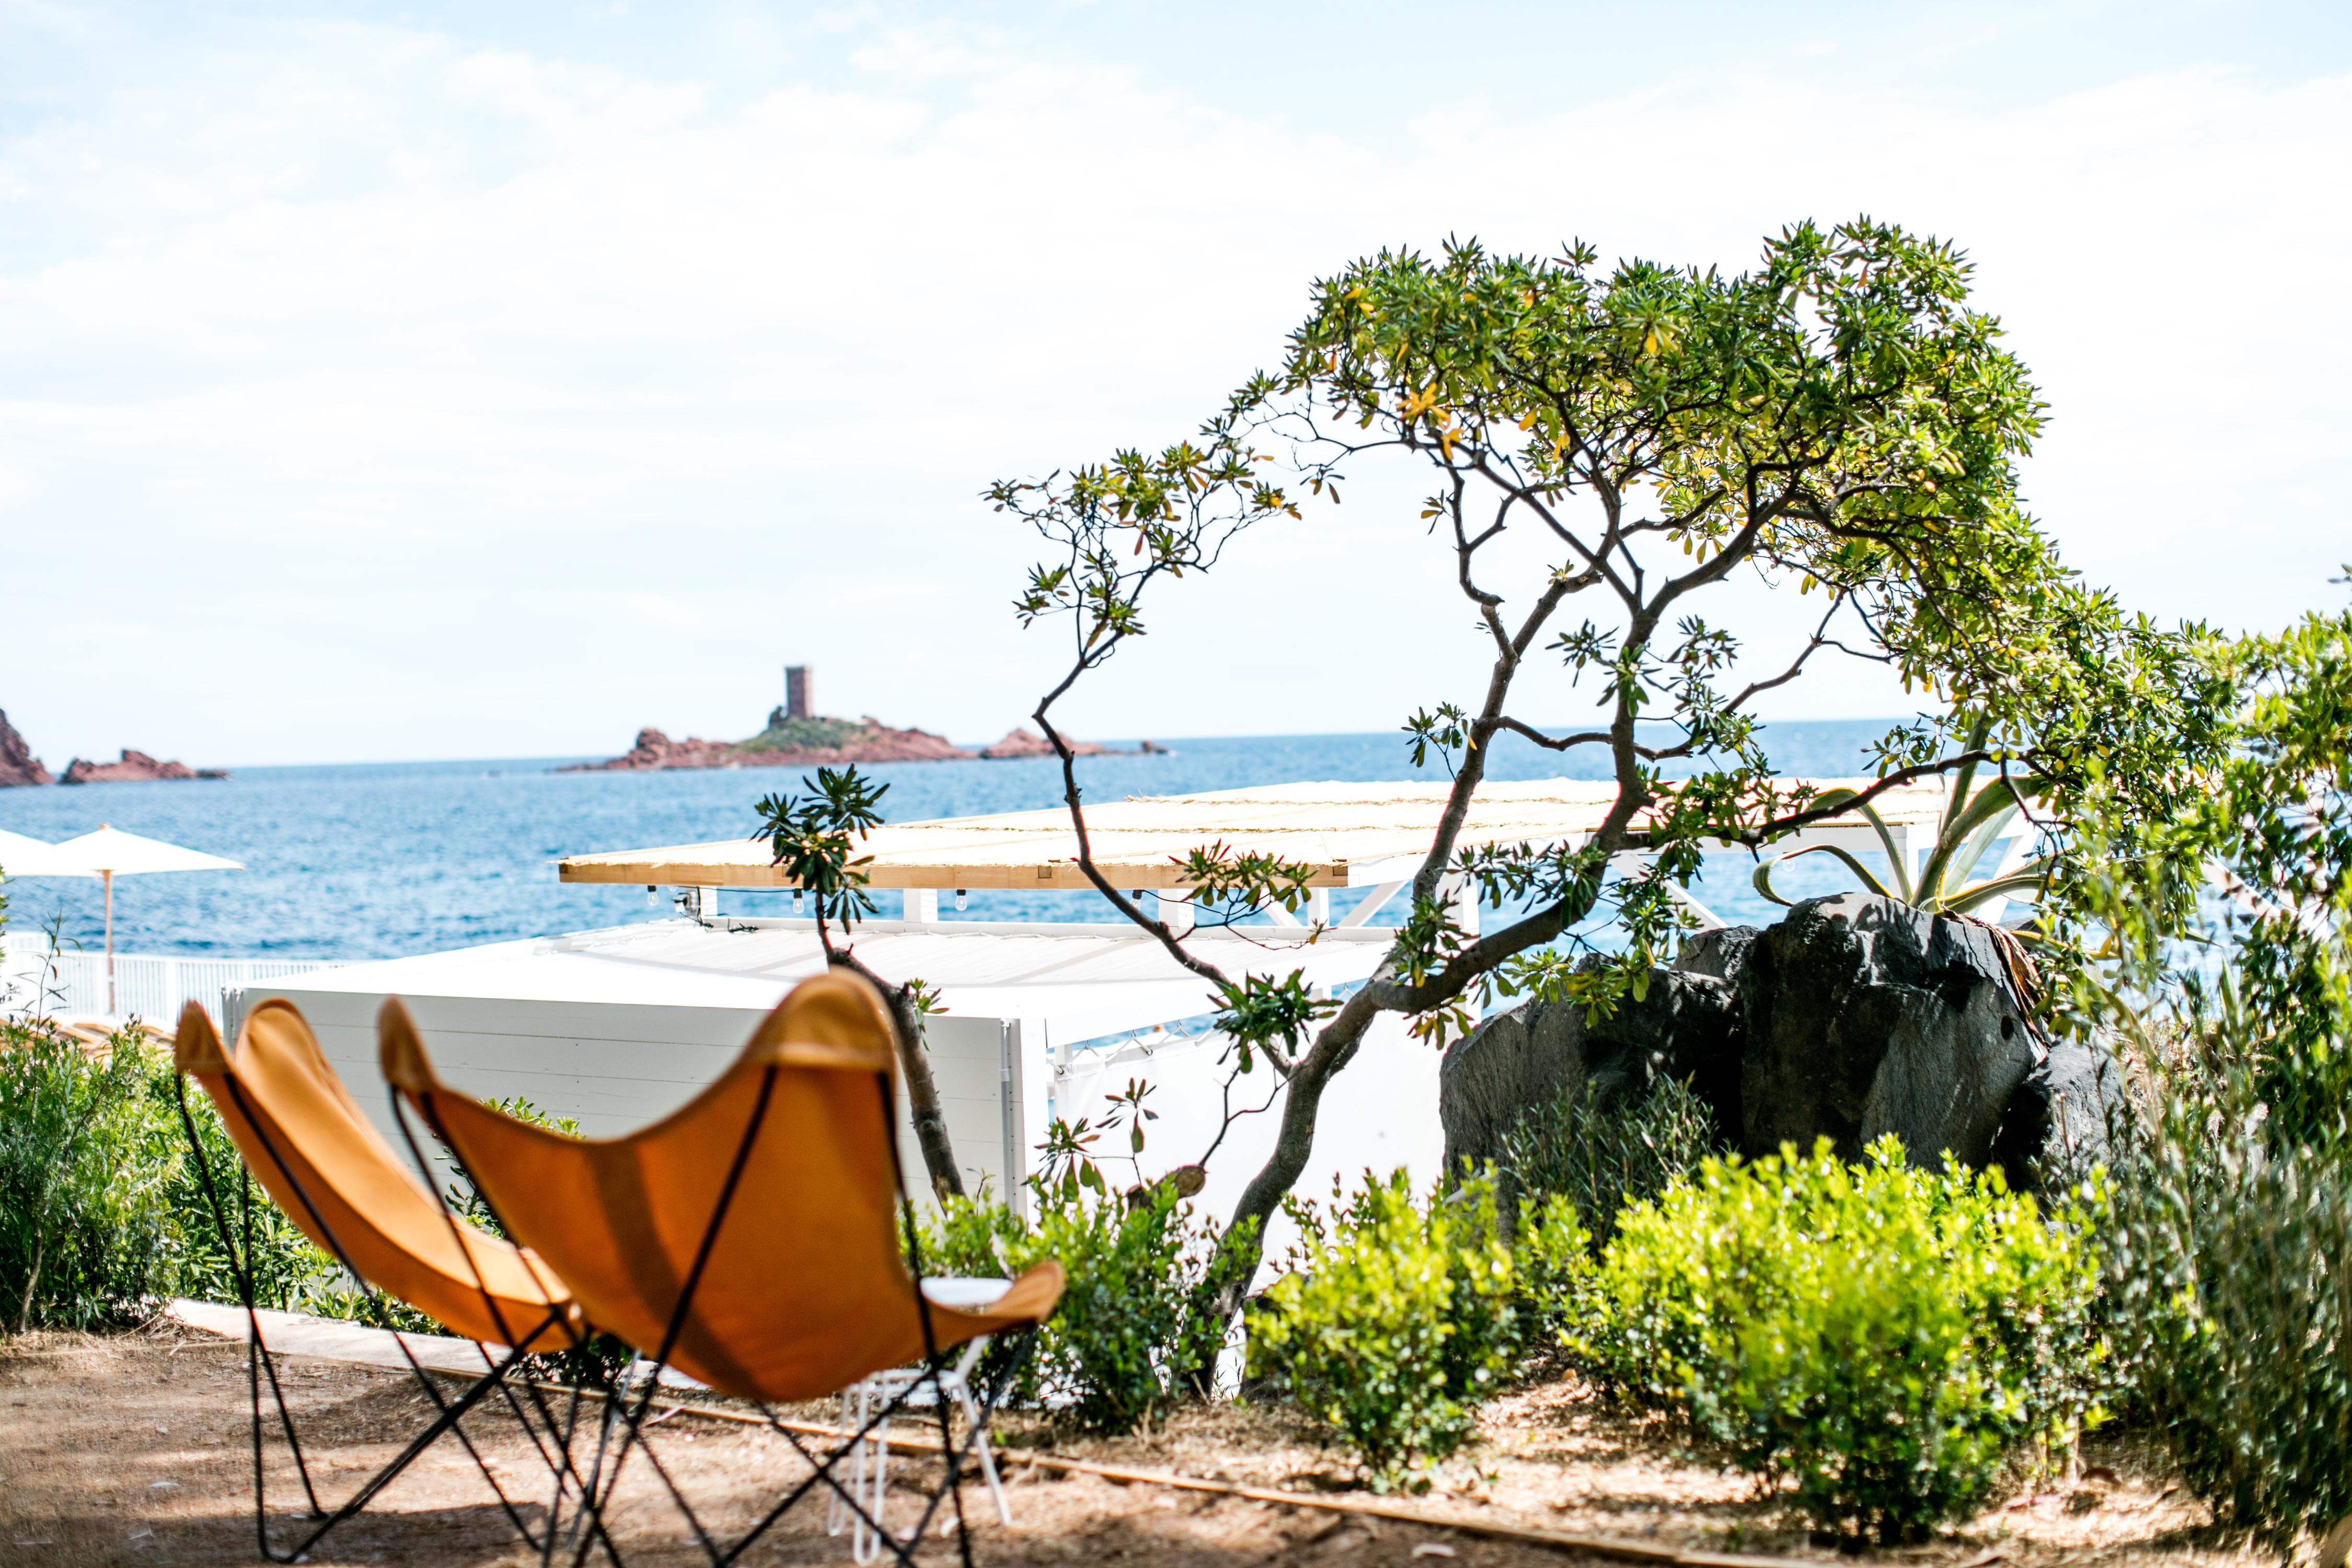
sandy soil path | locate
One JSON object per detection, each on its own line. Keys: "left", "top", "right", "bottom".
{"left": 0, "top": 1326, "right": 2255, "bottom": 1568}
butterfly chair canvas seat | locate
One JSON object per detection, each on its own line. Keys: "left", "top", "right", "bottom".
{"left": 172, "top": 1000, "right": 595, "bottom": 1562}
{"left": 381, "top": 972, "right": 1064, "bottom": 1567}
{"left": 178, "top": 1000, "right": 578, "bottom": 1350}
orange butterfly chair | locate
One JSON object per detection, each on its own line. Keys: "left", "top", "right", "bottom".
{"left": 173, "top": 999, "right": 606, "bottom": 1563}
{"left": 379, "top": 971, "right": 1064, "bottom": 1568}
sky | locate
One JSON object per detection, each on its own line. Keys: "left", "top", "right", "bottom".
{"left": 2, "top": 1, "right": 2348, "bottom": 767}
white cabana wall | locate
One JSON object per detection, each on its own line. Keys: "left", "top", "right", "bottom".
{"left": 238, "top": 915, "right": 1438, "bottom": 1266}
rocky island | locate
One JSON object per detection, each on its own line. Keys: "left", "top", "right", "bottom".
{"left": 62, "top": 751, "right": 230, "bottom": 784}
{"left": 978, "top": 727, "right": 1170, "bottom": 759}
{"left": 0, "top": 710, "right": 225, "bottom": 786}
{"left": 564, "top": 666, "right": 1157, "bottom": 772}
{"left": 568, "top": 714, "right": 975, "bottom": 772}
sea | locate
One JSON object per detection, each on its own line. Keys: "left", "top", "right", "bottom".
{"left": 0, "top": 723, "right": 1905, "bottom": 963}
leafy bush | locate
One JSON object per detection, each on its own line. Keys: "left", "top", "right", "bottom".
{"left": 1496, "top": 1074, "right": 1717, "bottom": 1245}
{"left": 915, "top": 1183, "right": 1245, "bottom": 1435}
{"left": 1248, "top": 1170, "right": 1570, "bottom": 1485}
{"left": 1583, "top": 1137, "right": 2103, "bottom": 1544}
{"left": 2105, "top": 1117, "right": 2352, "bottom": 1559}
{"left": 1508, "top": 1189, "right": 1600, "bottom": 1347}
{"left": 150, "top": 1060, "right": 336, "bottom": 1313}
{"left": 0, "top": 1021, "right": 180, "bottom": 1330}
{"left": 2069, "top": 597, "right": 2352, "bottom": 1554}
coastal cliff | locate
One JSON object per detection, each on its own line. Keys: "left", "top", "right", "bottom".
{"left": 0, "top": 710, "right": 52, "bottom": 787}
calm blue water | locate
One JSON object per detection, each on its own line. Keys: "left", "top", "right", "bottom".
{"left": 0, "top": 724, "right": 1900, "bottom": 962}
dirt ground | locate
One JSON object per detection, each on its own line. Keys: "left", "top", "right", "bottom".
{"left": 0, "top": 1325, "right": 2266, "bottom": 1568}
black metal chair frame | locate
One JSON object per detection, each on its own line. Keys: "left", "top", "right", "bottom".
{"left": 172, "top": 1073, "right": 607, "bottom": 1564}
{"left": 400, "top": 1064, "right": 1042, "bottom": 1568}
{"left": 383, "top": 1086, "right": 644, "bottom": 1568}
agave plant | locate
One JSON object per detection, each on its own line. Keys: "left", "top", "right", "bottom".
{"left": 1755, "top": 725, "right": 2050, "bottom": 917}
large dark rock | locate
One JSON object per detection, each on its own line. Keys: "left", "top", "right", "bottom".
{"left": 1676, "top": 924, "right": 1758, "bottom": 982}
{"left": 1437, "top": 929, "right": 1754, "bottom": 1175}
{"left": 1990, "top": 1037, "right": 2131, "bottom": 1196}
{"left": 1438, "top": 996, "right": 1587, "bottom": 1179}
{"left": 1737, "top": 893, "right": 2038, "bottom": 1169}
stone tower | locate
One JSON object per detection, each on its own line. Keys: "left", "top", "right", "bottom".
{"left": 784, "top": 665, "right": 813, "bottom": 721}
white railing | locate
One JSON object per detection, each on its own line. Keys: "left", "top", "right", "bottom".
{"left": 0, "top": 937, "right": 333, "bottom": 1034}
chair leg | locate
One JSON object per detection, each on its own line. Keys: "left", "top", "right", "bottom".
{"left": 825, "top": 1387, "right": 851, "bottom": 1541}
{"left": 861, "top": 1388, "right": 894, "bottom": 1564}
{"left": 956, "top": 1378, "right": 1012, "bottom": 1527}
{"left": 827, "top": 1376, "right": 895, "bottom": 1565}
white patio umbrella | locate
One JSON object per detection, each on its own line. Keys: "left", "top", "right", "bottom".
{"left": 0, "top": 828, "right": 95, "bottom": 879}
{"left": 45, "top": 825, "right": 244, "bottom": 1013}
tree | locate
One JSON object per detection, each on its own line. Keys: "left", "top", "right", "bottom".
{"left": 990, "top": 218, "right": 2218, "bottom": 1310}
{"left": 754, "top": 769, "right": 963, "bottom": 1197}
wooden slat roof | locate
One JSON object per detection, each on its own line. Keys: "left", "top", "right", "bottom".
{"left": 556, "top": 776, "right": 1950, "bottom": 891}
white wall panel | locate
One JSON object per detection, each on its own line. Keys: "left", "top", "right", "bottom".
{"left": 243, "top": 986, "right": 1018, "bottom": 1212}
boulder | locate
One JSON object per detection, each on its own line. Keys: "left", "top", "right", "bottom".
{"left": 1737, "top": 893, "right": 2038, "bottom": 1169}
{"left": 1437, "top": 929, "right": 1754, "bottom": 1175}
{"left": 0, "top": 709, "right": 51, "bottom": 787}
{"left": 1990, "top": 1036, "right": 2132, "bottom": 1196}
{"left": 1439, "top": 995, "right": 1588, "bottom": 1178}
{"left": 1676, "top": 923, "right": 1758, "bottom": 982}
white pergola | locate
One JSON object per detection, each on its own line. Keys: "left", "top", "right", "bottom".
{"left": 556, "top": 775, "right": 1955, "bottom": 932}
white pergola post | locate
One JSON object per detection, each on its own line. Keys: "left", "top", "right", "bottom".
{"left": 903, "top": 888, "right": 939, "bottom": 927}
{"left": 1163, "top": 890, "right": 1196, "bottom": 935}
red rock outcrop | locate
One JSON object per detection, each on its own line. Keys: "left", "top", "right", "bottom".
{"left": 567, "top": 728, "right": 739, "bottom": 771}
{"left": 564, "top": 720, "right": 974, "bottom": 772}
{"left": 60, "top": 750, "right": 227, "bottom": 784}
{"left": 0, "top": 709, "right": 52, "bottom": 787}
{"left": 980, "top": 727, "right": 1111, "bottom": 760}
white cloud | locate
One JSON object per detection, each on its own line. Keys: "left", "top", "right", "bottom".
{"left": 0, "top": 13, "right": 2345, "bottom": 766}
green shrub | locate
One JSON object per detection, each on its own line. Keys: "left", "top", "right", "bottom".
{"left": 1583, "top": 1136, "right": 2103, "bottom": 1544}
{"left": 1508, "top": 1189, "right": 1600, "bottom": 1348}
{"left": 914, "top": 1184, "right": 1244, "bottom": 1435}
{"left": 2, "top": 1020, "right": 343, "bottom": 1329}
{"left": 2103, "top": 1097, "right": 2352, "bottom": 1557}
{"left": 5, "top": 1019, "right": 620, "bottom": 1373}
{"left": 1496, "top": 1074, "right": 1717, "bottom": 1246}
{"left": 149, "top": 1060, "right": 336, "bottom": 1313}
{"left": 0, "top": 1022, "right": 178, "bottom": 1330}
{"left": 1248, "top": 1170, "right": 1548, "bottom": 1486}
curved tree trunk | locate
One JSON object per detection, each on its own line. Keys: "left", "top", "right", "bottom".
{"left": 828, "top": 951, "right": 966, "bottom": 1200}
{"left": 1207, "top": 878, "right": 1604, "bottom": 1322}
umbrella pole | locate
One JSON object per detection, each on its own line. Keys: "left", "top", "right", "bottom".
{"left": 103, "top": 869, "right": 114, "bottom": 1016}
